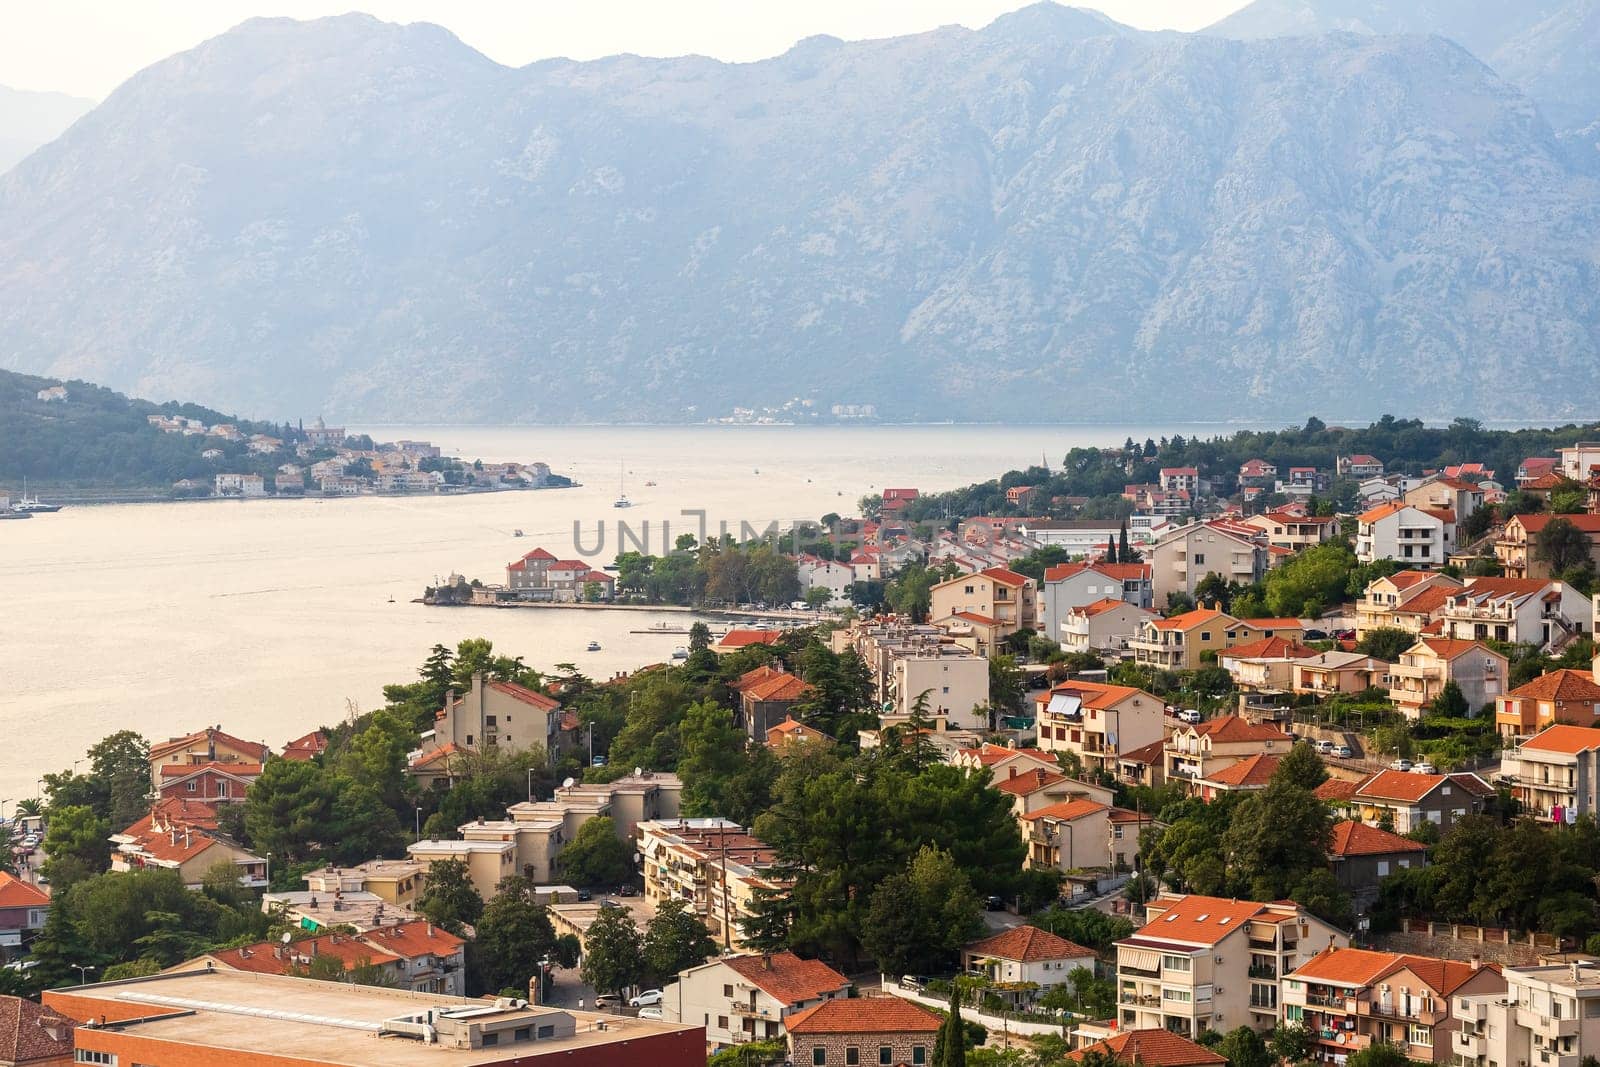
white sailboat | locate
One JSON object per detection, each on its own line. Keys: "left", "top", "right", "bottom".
{"left": 613, "top": 461, "right": 631, "bottom": 508}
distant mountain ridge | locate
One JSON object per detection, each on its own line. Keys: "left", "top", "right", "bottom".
{"left": 0, "top": 6, "right": 1597, "bottom": 423}
{"left": 0, "top": 84, "right": 95, "bottom": 174}
{"left": 1206, "top": 0, "right": 1600, "bottom": 136}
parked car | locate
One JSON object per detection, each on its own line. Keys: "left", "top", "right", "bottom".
{"left": 576, "top": 889, "right": 591, "bottom": 902}
{"left": 637, "top": 1006, "right": 664, "bottom": 1021}
{"left": 1303, "top": 629, "right": 1329, "bottom": 641}
{"left": 1336, "top": 745, "right": 1355, "bottom": 759}
{"left": 630, "top": 989, "right": 664, "bottom": 1007}
{"left": 594, "top": 994, "right": 622, "bottom": 1011}
{"left": 1413, "top": 761, "right": 1438, "bottom": 774}
{"left": 591, "top": 755, "right": 608, "bottom": 768}
{"left": 1316, "top": 739, "right": 1335, "bottom": 753}
{"left": 1389, "top": 759, "right": 1413, "bottom": 772}
{"left": 1177, "top": 709, "right": 1202, "bottom": 724}
{"left": 984, "top": 895, "right": 1005, "bottom": 911}
{"left": 617, "top": 884, "right": 636, "bottom": 897}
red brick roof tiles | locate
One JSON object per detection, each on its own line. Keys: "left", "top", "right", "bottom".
{"left": 1329, "top": 820, "right": 1428, "bottom": 857}
{"left": 965, "top": 925, "right": 1095, "bottom": 964}
{"left": 721, "top": 951, "right": 849, "bottom": 1005}
{"left": 786, "top": 996, "right": 942, "bottom": 1034}
{"left": 1069, "top": 1029, "right": 1227, "bottom": 1067}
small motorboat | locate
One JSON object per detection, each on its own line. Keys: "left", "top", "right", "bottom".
{"left": 586, "top": 640, "right": 602, "bottom": 652}
{"left": 644, "top": 480, "right": 657, "bottom": 487}
{"left": 513, "top": 528, "right": 524, "bottom": 538}
{"left": 671, "top": 647, "right": 689, "bottom": 660}
{"left": 387, "top": 595, "right": 395, "bottom": 604}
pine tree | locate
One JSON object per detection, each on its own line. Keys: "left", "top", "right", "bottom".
{"left": 1118, "top": 524, "right": 1132, "bottom": 564}
{"left": 936, "top": 983, "right": 967, "bottom": 1067}
{"left": 1102, "top": 540, "right": 1116, "bottom": 564}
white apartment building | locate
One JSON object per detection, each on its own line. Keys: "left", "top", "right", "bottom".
{"left": 1356, "top": 503, "right": 1455, "bottom": 567}
{"left": 1455, "top": 962, "right": 1600, "bottom": 1067}
{"left": 1116, "top": 894, "right": 1347, "bottom": 1037}
{"left": 665, "top": 951, "right": 849, "bottom": 1049}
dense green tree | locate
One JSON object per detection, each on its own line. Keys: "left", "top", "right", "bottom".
{"left": 415, "top": 859, "right": 484, "bottom": 935}
{"left": 560, "top": 817, "right": 633, "bottom": 887}
{"left": 41, "top": 805, "right": 111, "bottom": 889}
{"left": 87, "top": 730, "right": 152, "bottom": 829}
{"left": 474, "top": 875, "right": 558, "bottom": 996}
{"left": 580, "top": 906, "right": 647, "bottom": 996}
{"left": 1345, "top": 1044, "right": 1411, "bottom": 1067}
{"left": 1222, "top": 778, "right": 1336, "bottom": 903}
{"left": 1217, "top": 1026, "right": 1272, "bottom": 1067}
{"left": 1269, "top": 1024, "right": 1315, "bottom": 1063}
{"left": 1538, "top": 518, "right": 1593, "bottom": 574}
{"left": 1430, "top": 681, "right": 1470, "bottom": 718}
{"left": 1274, "top": 742, "right": 1329, "bottom": 790}
{"left": 1263, "top": 542, "right": 1357, "bottom": 619}
{"left": 1356, "top": 628, "right": 1416, "bottom": 662}
{"left": 736, "top": 882, "right": 797, "bottom": 954}
{"left": 861, "top": 847, "right": 983, "bottom": 977}
{"left": 935, "top": 982, "right": 968, "bottom": 1067}
{"left": 988, "top": 656, "right": 1025, "bottom": 720}
{"left": 243, "top": 758, "right": 331, "bottom": 864}
{"left": 643, "top": 897, "right": 719, "bottom": 979}
{"left": 678, "top": 701, "right": 750, "bottom": 816}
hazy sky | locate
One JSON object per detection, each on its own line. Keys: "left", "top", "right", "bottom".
{"left": 4, "top": 1, "right": 1250, "bottom": 100}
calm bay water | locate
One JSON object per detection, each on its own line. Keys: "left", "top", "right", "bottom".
{"left": 0, "top": 422, "right": 1254, "bottom": 799}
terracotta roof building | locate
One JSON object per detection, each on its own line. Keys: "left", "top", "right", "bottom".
{"left": 962, "top": 926, "right": 1096, "bottom": 1007}
{"left": 172, "top": 920, "right": 467, "bottom": 996}
{"left": 1501, "top": 724, "right": 1600, "bottom": 823}
{"left": 785, "top": 996, "right": 942, "bottom": 1067}
{"left": 0, "top": 995, "right": 74, "bottom": 1066}
{"left": 1116, "top": 894, "right": 1348, "bottom": 1036}
{"left": 664, "top": 951, "right": 850, "bottom": 1049}
{"left": 1495, "top": 669, "right": 1600, "bottom": 740}
{"left": 1069, "top": 1029, "right": 1226, "bottom": 1067}
{"left": 147, "top": 726, "right": 270, "bottom": 789}
{"left": 1327, "top": 820, "right": 1429, "bottom": 911}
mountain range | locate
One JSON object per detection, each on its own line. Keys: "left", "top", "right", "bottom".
{"left": 0, "top": 84, "right": 94, "bottom": 174}
{"left": 0, "top": 5, "right": 1596, "bottom": 423}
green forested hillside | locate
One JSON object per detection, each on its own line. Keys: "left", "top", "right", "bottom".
{"left": 0, "top": 368, "right": 293, "bottom": 491}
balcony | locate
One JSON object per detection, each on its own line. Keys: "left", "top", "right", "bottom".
{"left": 731, "top": 1002, "right": 774, "bottom": 1019}
{"left": 1516, "top": 1007, "right": 1581, "bottom": 1038}
{"left": 1360, "top": 1000, "right": 1446, "bottom": 1027}
{"left": 1248, "top": 963, "right": 1277, "bottom": 980}
{"left": 1120, "top": 993, "right": 1161, "bottom": 1008}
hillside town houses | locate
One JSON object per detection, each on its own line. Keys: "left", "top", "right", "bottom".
{"left": 29, "top": 439, "right": 1600, "bottom": 1067}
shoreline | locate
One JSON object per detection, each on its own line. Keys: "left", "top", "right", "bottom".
{"left": 2, "top": 482, "right": 582, "bottom": 508}
{"left": 419, "top": 598, "right": 826, "bottom": 624}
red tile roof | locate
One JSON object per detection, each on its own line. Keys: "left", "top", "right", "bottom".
{"left": 0, "top": 871, "right": 49, "bottom": 910}
{"left": 744, "top": 671, "right": 811, "bottom": 702}
{"left": 1511, "top": 513, "right": 1600, "bottom": 535}
{"left": 1329, "top": 820, "right": 1428, "bottom": 857}
{"left": 966, "top": 925, "right": 1095, "bottom": 964}
{"left": 115, "top": 814, "right": 233, "bottom": 866}
{"left": 718, "top": 629, "right": 783, "bottom": 648}
{"left": 0, "top": 995, "right": 75, "bottom": 1064}
{"left": 358, "top": 919, "right": 467, "bottom": 959}
{"left": 786, "top": 996, "right": 942, "bottom": 1034}
{"left": 1044, "top": 562, "right": 1151, "bottom": 583}
{"left": 1222, "top": 637, "right": 1318, "bottom": 661}
{"left": 995, "top": 769, "right": 1070, "bottom": 796}
{"left": 981, "top": 567, "right": 1029, "bottom": 588}
{"left": 1520, "top": 724, "right": 1600, "bottom": 755}
{"left": 1355, "top": 770, "right": 1492, "bottom": 803}
{"left": 1290, "top": 946, "right": 1497, "bottom": 995}
{"left": 721, "top": 951, "right": 849, "bottom": 1005}
{"left": 281, "top": 730, "right": 329, "bottom": 761}
{"left": 1022, "top": 798, "right": 1109, "bottom": 823}
{"left": 1315, "top": 776, "right": 1365, "bottom": 802}
{"left": 1415, "top": 638, "right": 1498, "bottom": 661}
{"left": 950, "top": 611, "right": 1000, "bottom": 626}
{"left": 1132, "top": 895, "right": 1284, "bottom": 947}
{"left": 1150, "top": 608, "right": 1232, "bottom": 631}
{"left": 208, "top": 933, "right": 403, "bottom": 975}
{"left": 1074, "top": 597, "right": 1146, "bottom": 619}
{"left": 1036, "top": 680, "right": 1147, "bottom": 713}
{"left": 1120, "top": 738, "right": 1168, "bottom": 766}
{"left": 148, "top": 726, "right": 269, "bottom": 762}
{"left": 733, "top": 665, "right": 784, "bottom": 692}
{"left": 408, "top": 742, "right": 461, "bottom": 770}
{"left": 1069, "top": 1029, "right": 1227, "bottom": 1067}
{"left": 1507, "top": 669, "right": 1600, "bottom": 703}
{"left": 158, "top": 761, "right": 262, "bottom": 781}
{"left": 1189, "top": 714, "right": 1292, "bottom": 744}
{"left": 1203, "top": 753, "right": 1280, "bottom": 788}
{"left": 486, "top": 680, "right": 561, "bottom": 710}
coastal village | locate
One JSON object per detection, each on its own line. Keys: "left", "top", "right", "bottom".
{"left": 14, "top": 433, "right": 1600, "bottom": 1067}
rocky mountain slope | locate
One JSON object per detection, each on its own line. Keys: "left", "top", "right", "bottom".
{"left": 0, "top": 6, "right": 1596, "bottom": 423}
{"left": 1207, "top": 0, "right": 1600, "bottom": 137}
{"left": 0, "top": 84, "right": 95, "bottom": 174}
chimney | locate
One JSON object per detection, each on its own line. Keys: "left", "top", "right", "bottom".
{"left": 1035, "top": 768, "right": 1046, "bottom": 785}
{"left": 427, "top": 923, "right": 435, "bottom": 938}
{"left": 1471, "top": 954, "right": 1481, "bottom": 972}
{"left": 762, "top": 953, "right": 773, "bottom": 970}
{"left": 1574, "top": 961, "right": 1582, "bottom": 983}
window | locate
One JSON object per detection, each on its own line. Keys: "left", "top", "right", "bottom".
{"left": 537, "top": 1025, "right": 555, "bottom": 1038}
{"left": 1199, "top": 632, "right": 1211, "bottom": 642}
{"left": 880, "top": 1048, "right": 893, "bottom": 1065}
{"left": 913, "top": 1047, "right": 928, "bottom": 1066}
{"left": 718, "top": 1016, "right": 729, "bottom": 1030}
{"left": 1409, "top": 1025, "right": 1432, "bottom": 1047}
{"left": 513, "top": 1027, "right": 531, "bottom": 1041}
{"left": 482, "top": 1033, "right": 500, "bottom": 1047}
{"left": 723, "top": 984, "right": 734, "bottom": 997}
{"left": 1377, "top": 861, "right": 1390, "bottom": 876}
{"left": 1163, "top": 988, "right": 1192, "bottom": 1003}
{"left": 814, "top": 1048, "right": 828, "bottom": 1066}
{"left": 1286, "top": 1005, "right": 1304, "bottom": 1022}
{"left": 1162, "top": 955, "right": 1192, "bottom": 972}
{"left": 847, "top": 1048, "right": 860, "bottom": 1066}
{"left": 76, "top": 1054, "right": 117, "bottom": 1066}
{"left": 1193, "top": 553, "right": 1206, "bottom": 565}
{"left": 186, "top": 780, "right": 196, "bottom": 792}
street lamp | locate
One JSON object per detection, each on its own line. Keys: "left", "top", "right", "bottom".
{"left": 265, "top": 853, "right": 272, "bottom": 889}
{"left": 72, "top": 760, "right": 84, "bottom": 775}
{"left": 527, "top": 768, "right": 535, "bottom": 804}
{"left": 415, "top": 807, "right": 422, "bottom": 841}
{"left": 71, "top": 964, "right": 95, "bottom": 985}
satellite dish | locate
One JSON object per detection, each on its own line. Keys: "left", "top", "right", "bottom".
{"left": 281, "top": 932, "right": 292, "bottom": 944}
{"left": 562, "top": 777, "right": 576, "bottom": 789}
